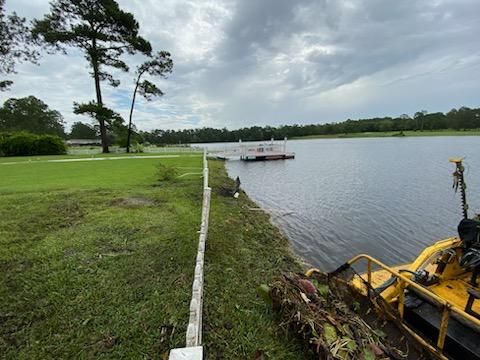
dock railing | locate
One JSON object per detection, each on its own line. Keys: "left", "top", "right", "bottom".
{"left": 169, "top": 149, "right": 211, "bottom": 359}
{"left": 208, "top": 138, "right": 291, "bottom": 160}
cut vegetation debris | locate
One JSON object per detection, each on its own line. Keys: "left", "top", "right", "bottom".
{"left": 263, "top": 272, "right": 433, "bottom": 360}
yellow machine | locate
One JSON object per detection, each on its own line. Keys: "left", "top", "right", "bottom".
{"left": 308, "top": 158, "right": 480, "bottom": 359}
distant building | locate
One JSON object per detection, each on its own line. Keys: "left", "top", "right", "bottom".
{"left": 66, "top": 139, "right": 102, "bottom": 146}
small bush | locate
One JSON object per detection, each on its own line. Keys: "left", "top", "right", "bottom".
{"left": 0, "top": 132, "right": 37, "bottom": 156}
{"left": 131, "top": 143, "right": 144, "bottom": 153}
{"left": 156, "top": 163, "right": 178, "bottom": 182}
{"left": 36, "top": 135, "right": 67, "bottom": 155}
{"left": 0, "top": 132, "right": 67, "bottom": 156}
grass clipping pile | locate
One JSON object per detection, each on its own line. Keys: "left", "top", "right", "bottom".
{"left": 263, "top": 272, "right": 432, "bottom": 360}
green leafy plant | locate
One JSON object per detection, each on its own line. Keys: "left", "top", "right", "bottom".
{"left": 156, "top": 163, "right": 178, "bottom": 182}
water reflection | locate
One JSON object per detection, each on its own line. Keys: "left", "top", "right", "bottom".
{"left": 210, "top": 137, "right": 480, "bottom": 271}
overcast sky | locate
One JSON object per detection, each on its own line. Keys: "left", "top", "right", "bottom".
{"left": 2, "top": 0, "right": 480, "bottom": 131}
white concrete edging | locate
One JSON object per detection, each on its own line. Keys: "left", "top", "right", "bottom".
{"left": 170, "top": 149, "right": 211, "bottom": 360}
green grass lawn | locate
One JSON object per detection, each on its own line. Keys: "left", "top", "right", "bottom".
{"left": 294, "top": 129, "right": 480, "bottom": 140}
{"left": 0, "top": 154, "right": 203, "bottom": 358}
{"left": 0, "top": 155, "right": 201, "bottom": 193}
{"left": 0, "top": 154, "right": 306, "bottom": 359}
{"left": 0, "top": 151, "right": 201, "bottom": 163}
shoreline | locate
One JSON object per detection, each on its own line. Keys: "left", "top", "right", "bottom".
{"left": 292, "top": 129, "right": 480, "bottom": 140}
{"left": 203, "top": 160, "right": 309, "bottom": 358}
{"left": 221, "top": 161, "right": 314, "bottom": 269}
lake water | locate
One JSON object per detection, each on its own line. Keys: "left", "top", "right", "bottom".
{"left": 207, "top": 137, "right": 480, "bottom": 271}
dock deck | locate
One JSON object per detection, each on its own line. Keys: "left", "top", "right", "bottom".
{"left": 209, "top": 138, "right": 295, "bottom": 161}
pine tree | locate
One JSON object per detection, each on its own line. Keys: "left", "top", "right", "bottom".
{"left": 33, "top": 0, "right": 152, "bottom": 153}
{"left": 0, "top": 0, "right": 39, "bottom": 91}
{"left": 127, "top": 51, "right": 173, "bottom": 153}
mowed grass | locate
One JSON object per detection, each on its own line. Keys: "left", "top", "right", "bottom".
{"left": 0, "top": 151, "right": 202, "bottom": 163}
{"left": 0, "top": 155, "right": 201, "bottom": 193}
{"left": 0, "top": 154, "right": 203, "bottom": 358}
{"left": 1, "top": 154, "right": 307, "bottom": 359}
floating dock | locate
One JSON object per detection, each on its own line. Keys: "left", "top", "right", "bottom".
{"left": 242, "top": 153, "right": 295, "bottom": 161}
{"left": 210, "top": 138, "right": 295, "bottom": 161}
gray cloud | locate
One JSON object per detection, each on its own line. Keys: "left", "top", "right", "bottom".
{"left": 1, "top": 0, "right": 480, "bottom": 131}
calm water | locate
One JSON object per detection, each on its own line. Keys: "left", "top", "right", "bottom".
{"left": 209, "top": 137, "right": 480, "bottom": 271}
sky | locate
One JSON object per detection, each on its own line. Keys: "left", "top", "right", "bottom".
{"left": 2, "top": 0, "right": 480, "bottom": 131}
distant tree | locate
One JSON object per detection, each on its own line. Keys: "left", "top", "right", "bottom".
{"left": 452, "top": 107, "right": 478, "bottom": 130}
{"left": 32, "top": 0, "right": 152, "bottom": 153}
{"left": 0, "top": 96, "right": 65, "bottom": 136}
{"left": 126, "top": 51, "right": 173, "bottom": 152}
{"left": 109, "top": 117, "right": 131, "bottom": 147}
{"left": 414, "top": 110, "right": 428, "bottom": 131}
{"left": 69, "top": 121, "right": 97, "bottom": 139}
{"left": 422, "top": 112, "right": 446, "bottom": 130}
{"left": 397, "top": 114, "right": 412, "bottom": 131}
{"left": 446, "top": 108, "right": 462, "bottom": 130}
{"left": 379, "top": 119, "right": 394, "bottom": 132}
{"left": 136, "top": 106, "right": 480, "bottom": 144}
{"left": 0, "top": 0, "right": 39, "bottom": 91}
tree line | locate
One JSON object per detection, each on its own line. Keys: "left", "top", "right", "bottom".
{"left": 1, "top": 95, "right": 479, "bottom": 145}
{"left": 140, "top": 107, "right": 480, "bottom": 144}
{"left": 0, "top": 95, "right": 140, "bottom": 146}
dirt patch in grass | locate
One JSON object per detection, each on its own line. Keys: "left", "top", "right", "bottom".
{"left": 50, "top": 198, "right": 85, "bottom": 227}
{"left": 111, "top": 197, "right": 157, "bottom": 208}
{"left": 94, "top": 333, "right": 119, "bottom": 354}
{"left": 1, "top": 259, "right": 33, "bottom": 273}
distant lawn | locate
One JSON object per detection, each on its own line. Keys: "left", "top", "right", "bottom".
{"left": 0, "top": 151, "right": 201, "bottom": 163}
{"left": 293, "top": 129, "right": 480, "bottom": 140}
{"left": 0, "top": 154, "right": 201, "bottom": 193}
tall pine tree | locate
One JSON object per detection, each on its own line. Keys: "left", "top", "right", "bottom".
{"left": 127, "top": 51, "right": 173, "bottom": 153}
{"left": 33, "top": 0, "right": 152, "bottom": 153}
